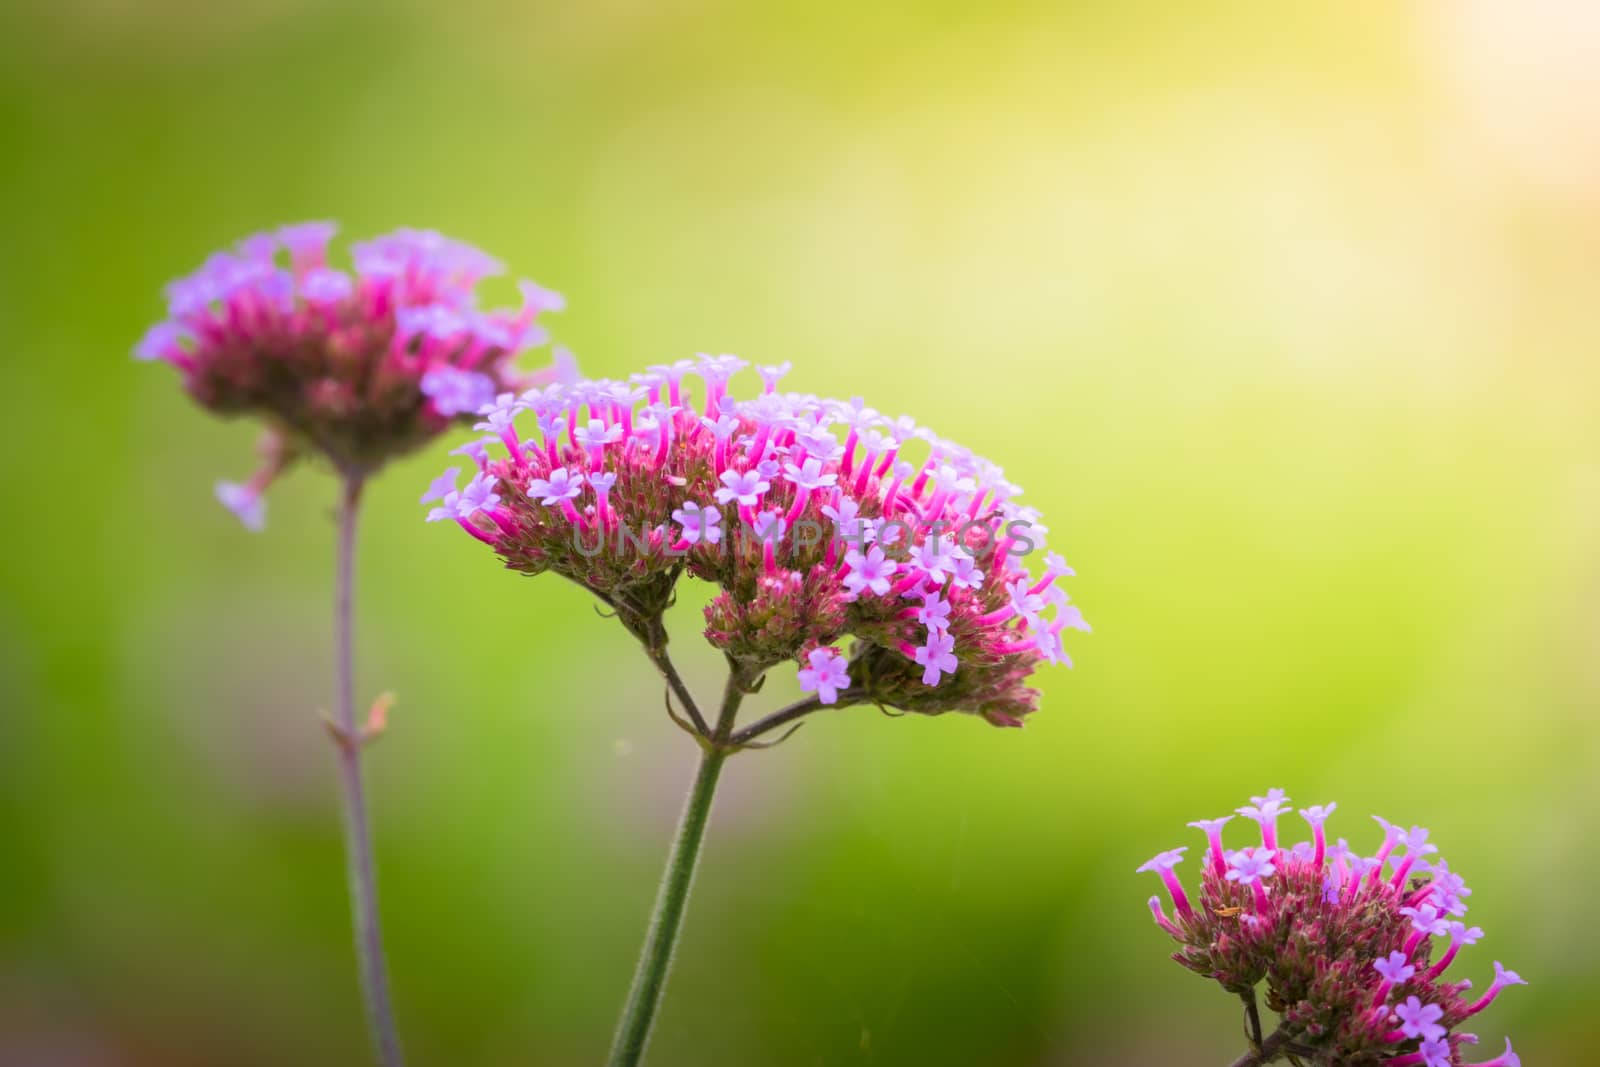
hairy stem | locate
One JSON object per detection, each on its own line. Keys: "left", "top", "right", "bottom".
{"left": 644, "top": 642, "right": 710, "bottom": 736}
{"left": 607, "top": 661, "right": 747, "bottom": 1067}
{"left": 728, "top": 687, "right": 866, "bottom": 746}
{"left": 1229, "top": 1025, "right": 1293, "bottom": 1067}
{"left": 1243, "top": 989, "right": 1264, "bottom": 1049}
{"left": 332, "top": 474, "right": 404, "bottom": 1067}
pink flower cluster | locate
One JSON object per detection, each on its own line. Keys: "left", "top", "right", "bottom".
{"left": 135, "top": 223, "right": 573, "bottom": 528}
{"left": 1142, "top": 791, "right": 1525, "bottom": 1066}
{"left": 425, "top": 355, "right": 1087, "bottom": 725}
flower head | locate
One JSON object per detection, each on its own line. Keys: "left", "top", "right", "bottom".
{"left": 136, "top": 223, "right": 568, "bottom": 527}
{"left": 1142, "top": 792, "right": 1526, "bottom": 1064}
{"left": 426, "top": 355, "right": 1083, "bottom": 726}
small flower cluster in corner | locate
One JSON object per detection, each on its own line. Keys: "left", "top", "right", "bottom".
{"left": 135, "top": 223, "right": 574, "bottom": 528}
{"left": 1141, "top": 791, "right": 1525, "bottom": 1067}
{"left": 423, "top": 354, "right": 1088, "bottom": 727}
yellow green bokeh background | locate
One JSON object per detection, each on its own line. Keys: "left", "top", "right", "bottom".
{"left": 2, "top": 2, "right": 1596, "bottom": 1063}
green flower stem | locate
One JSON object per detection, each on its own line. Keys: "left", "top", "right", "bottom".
{"left": 332, "top": 474, "right": 404, "bottom": 1067}
{"left": 607, "top": 666, "right": 747, "bottom": 1067}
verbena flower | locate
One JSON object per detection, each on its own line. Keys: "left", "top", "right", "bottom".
{"left": 425, "top": 354, "right": 1087, "bottom": 725}
{"left": 1144, "top": 792, "right": 1525, "bottom": 1066}
{"left": 135, "top": 223, "right": 573, "bottom": 527}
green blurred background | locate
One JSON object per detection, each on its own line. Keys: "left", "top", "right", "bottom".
{"left": 2, "top": 1, "right": 1597, "bottom": 1063}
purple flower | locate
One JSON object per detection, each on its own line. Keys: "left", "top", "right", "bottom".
{"left": 783, "top": 457, "right": 837, "bottom": 491}
{"left": 426, "top": 472, "right": 502, "bottom": 523}
{"left": 451, "top": 438, "right": 491, "bottom": 466}
{"left": 916, "top": 592, "right": 952, "bottom": 632}
{"left": 455, "top": 472, "right": 501, "bottom": 519}
{"left": 1006, "top": 578, "right": 1046, "bottom": 626}
{"left": 749, "top": 509, "right": 787, "bottom": 543}
{"left": 1481, "top": 1038, "right": 1520, "bottom": 1067}
{"left": 796, "top": 647, "right": 850, "bottom": 704}
{"left": 1225, "top": 848, "right": 1276, "bottom": 885}
{"left": 671, "top": 501, "right": 722, "bottom": 545}
{"left": 1394, "top": 996, "right": 1446, "bottom": 1041}
{"left": 912, "top": 629, "right": 958, "bottom": 686}
{"left": 1299, "top": 803, "right": 1337, "bottom": 828}
{"left": 1237, "top": 792, "right": 1291, "bottom": 851}
{"left": 696, "top": 352, "right": 747, "bottom": 385}
{"left": 1417, "top": 1036, "right": 1452, "bottom": 1067}
{"left": 1187, "top": 816, "right": 1233, "bottom": 877}
{"left": 842, "top": 546, "right": 897, "bottom": 598}
{"left": 517, "top": 278, "right": 566, "bottom": 316}
{"left": 794, "top": 427, "right": 842, "bottom": 464}
{"left": 420, "top": 467, "right": 461, "bottom": 504}
{"left": 946, "top": 552, "right": 985, "bottom": 591}
{"left": 910, "top": 535, "right": 957, "bottom": 585}
{"left": 700, "top": 413, "right": 741, "bottom": 441}
{"left": 865, "top": 513, "right": 908, "bottom": 549}
{"left": 1398, "top": 825, "right": 1438, "bottom": 856}
{"left": 473, "top": 396, "right": 521, "bottom": 439}
{"left": 1400, "top": 904, "right": 1451, "bottom": 938}
{"left": 715, "top": 468, "right": 771, "bottom": 508}
{"left": 1374, "top": 952, "right": 1415, "bottom": 985}
{"left": 397, "top": 304, "right": 467, "bottom": 342}
{"left": 1041, "top": 551, "right": 1074, "bottom": 579}
{"left": 277, "top": 221, "right": 336, "bottom": 266}
{"left": 1139, "top": 847, "right": 1194, "bottom": 920}
{"left": 820, "top": 497, "right": 865, "bottom": 540}
{"left": 527, "top": 468, "right": 584, "bottom": 506}
{"left": 574, "top": 419, "right": 624, "bottom": 452}
{"left": 1136, "top": 848, "right": 1187, "bottom": 874}
{"left": 132, "top": 321, "right": 190, "bottom": 363}
{"left": 1237, "top": 796, "right": 1290, "bottom": 825}
{"left": 214, "top": 481, "right": 266, "bottom": 532}
{"left": 421, "top": 366, "right": 497, "bottom": 417}
{"left": 757, "top": 361, "right": 792, "bottom": 392}
{"left": 1466, "top": 961, "right": 1528, "bottom": 1019}
{"left": 299, "top": 267, "right": 353, "bottom": 305}
{"left": 1429, "top": 861, "right": 1473, "bottom": 917}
